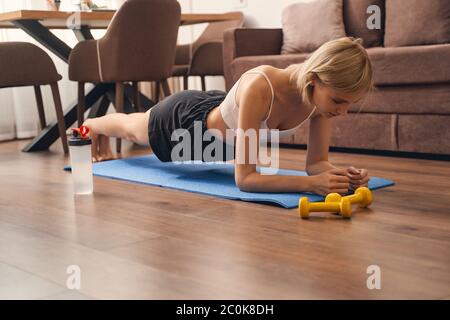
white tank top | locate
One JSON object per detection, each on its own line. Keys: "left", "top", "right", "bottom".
{"left": 219, "top": 70, "right": 316, "bottom": 139}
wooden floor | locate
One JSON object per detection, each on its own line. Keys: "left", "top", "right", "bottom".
{"left": 0, "top": 138, "right": 449, "bottom": 300}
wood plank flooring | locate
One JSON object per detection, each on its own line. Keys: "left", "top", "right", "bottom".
{"left": 0, "top": 138, "right": 449, "bottom": 299}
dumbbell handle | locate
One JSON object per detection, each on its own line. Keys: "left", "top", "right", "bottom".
{"left": 345, "top": 192, "right": 363, "bottom": 204}
{"left": 308, "top": 202, "right": 341, "bottom": 212}
{"left": 299, "top": 197, "right": 352, "bottom": 218}
{"left": 325, "top": 187, "right": 372, "bottom": 208}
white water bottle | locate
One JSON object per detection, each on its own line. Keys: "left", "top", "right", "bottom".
{"left": 68, "top": 126, "right": 93, "bottom": 195}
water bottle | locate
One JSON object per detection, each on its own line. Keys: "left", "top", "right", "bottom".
{"left": 68, "top": 125, "right": 93, "bottom": 195}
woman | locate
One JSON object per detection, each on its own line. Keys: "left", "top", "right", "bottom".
{"left": 83, "top": 37, "right": 373, "bottom": 195}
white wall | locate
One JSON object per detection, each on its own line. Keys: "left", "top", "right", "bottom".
{"left": 189, "top": 0, "right": 310, "bottom": 28}
{"left": 182, "top": 0, "right": 310, "bottom": 90}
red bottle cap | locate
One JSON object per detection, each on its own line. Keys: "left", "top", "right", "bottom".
{"left": 71, "top": 125, "right": 90, "bottom": 140}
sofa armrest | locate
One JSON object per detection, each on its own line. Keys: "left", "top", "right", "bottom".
{"left": 223, "top": 28, "right": 283, "bottom": 90}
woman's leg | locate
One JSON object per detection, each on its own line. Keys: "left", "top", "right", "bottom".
{"left": 83, "top": 109, "right": 151, "bottom": 161}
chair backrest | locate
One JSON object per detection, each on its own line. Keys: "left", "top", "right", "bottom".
{"left": 98, "top": 0, "right": 181, "bottom": 82}
{"left": 192, "top": 12, "right": 245, "bottom": 54}
{"left": 0, "top": 42, "right": 61, "bottom": 88}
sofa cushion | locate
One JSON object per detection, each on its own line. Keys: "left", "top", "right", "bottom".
{"left": 367, "top": 44, "right": 450, "bottom": 85}
{"left": 281, "top": 0, "right": 346, "bottom": 54}
{"left": 231, "top": 44, "right": 450, "bottom": 86}
{"left": 385, "top": 0, "right": 450, "bottom": 47}
{"left": 343, "top": 0, "right": 385, "bottom": 47}
{"left": 350, "top": 84, "right": 450, "bottom": 114}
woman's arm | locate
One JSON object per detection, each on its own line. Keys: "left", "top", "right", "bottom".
{"left": 306, "top": 114, "right": 370, "bottom": 190}
{"left": 236, "top": 171, "right": 315, "bottom": 193}
{"left": 305, "top": 114, "right": 336, "bottom": 175}
{"left": 234, "top": 74, "right": 316, "bottom": 193}
{"left": 233, "top": 74, "right": 350, "bottom": 194}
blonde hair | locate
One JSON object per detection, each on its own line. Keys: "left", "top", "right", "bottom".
{"left": 290, "top": 37, "right": 374, "bottom": 107}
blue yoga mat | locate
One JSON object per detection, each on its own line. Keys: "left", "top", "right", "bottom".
{"left": 64, "top": 155, "right": 394, "bottom": 208}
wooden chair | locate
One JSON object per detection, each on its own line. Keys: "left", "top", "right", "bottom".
{"left": 69, "top": 0, "right": 181, "bottom": 153}
{"left": 0, "top": 41, "right": 68, "bottom": 154}
{"left": 172, "top": 12, "right": 244, "bottom": 91}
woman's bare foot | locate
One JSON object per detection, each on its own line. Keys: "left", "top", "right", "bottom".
{"left": 96, "top": 134, "right": 116, "bottom": 162}
{"left": 83, "top": 119, "right": 116, "bottom": 162}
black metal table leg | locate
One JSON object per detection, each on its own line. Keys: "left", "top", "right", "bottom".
{"left": 105, "top": 86, "right": 136, "bottom": 114}
{"left": 13, "top": 20, "right": 71, "bottom": 62}
{"left": 72, "top": 25, "right": 95, "bottom": 41}
{"left": 87, "top": 94, "right": 112, "bottom": 119}
{"left": 22, "top": 83, "right": 112, "bottom": 152}
{"left": 123, "top": 83, "right": 155, "bottom": 112}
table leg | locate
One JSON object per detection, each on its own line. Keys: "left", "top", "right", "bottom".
{"left": 72, "top": 25, "right": 94, "bottom": 41}
{"left": 13, "top": 19, "right": 71, "bottom": 62}
{"left": 22, "top": 83, "right": 112, "bottom": 152}
{"left": 123, "top": 83, "right": 155, "bottom": 112}
{"left": 87, "top": 95, "right": 111, "bottom": 119}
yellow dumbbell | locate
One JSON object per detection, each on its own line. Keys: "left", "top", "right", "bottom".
{"left": 298, "top": 197, "right": 352, "bottom": 219}
{"left": 325, "top": 187, "right": 373, "bottom": 208}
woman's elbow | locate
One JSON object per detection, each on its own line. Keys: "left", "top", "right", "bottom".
{"left": 235, "top": 178, "right": 248, "bottom": 192}
{"left": 235, "top": 175, "right": 252, "bottom": 192}
{"left": 305, "top": 168, "right": 314, "bottom": 176}
{"left": 305, "top": 164, "right": 320, "bottom": 176}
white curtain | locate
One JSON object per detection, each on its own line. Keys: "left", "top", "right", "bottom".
{"left": 0, "top": 0, "right": 203, "bottom": 143}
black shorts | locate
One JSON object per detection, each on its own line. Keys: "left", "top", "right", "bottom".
{"left": 148, "top": 90, "right": 235, "bottom": 162}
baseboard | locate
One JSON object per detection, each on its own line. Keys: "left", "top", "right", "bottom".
{"left": 279, "top": 143, "right": 450, "bottom": 161}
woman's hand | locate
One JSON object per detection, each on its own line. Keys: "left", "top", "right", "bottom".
{"left": 310, "top": 168, "right": 351, "bottom": 196}
{"left": 346, "top": 166, "right": 369, "bottom": 190}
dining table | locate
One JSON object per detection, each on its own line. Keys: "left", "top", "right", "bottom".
{"left": 0, "top": 9, "right": 243, "bottom": 152}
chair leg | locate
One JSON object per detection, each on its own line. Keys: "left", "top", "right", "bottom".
{"left": 77, "top": 82, "right": 85, "bottom": 127}
{"left": 183, "top": 75, "right": 188, "bottom": 91}
{"left": 50, "top": 82, "right": 69, "bottom": 154}
{"left": 115, "top": 82, "right": 124, "bottom": 153}
{"left": 200, "top": 76, "right": 206, "bottom": 91}
{"left": 132, "top": 81, "right": 142, "bottom": 112}
{"left": 161, "top": 79, "right": 171, "bottom": 98}
{"left": 155, "top": 81, "right": 160, "bottom": 103}
{"left": 33, "top": 86, "right": 46, "bottom": 130}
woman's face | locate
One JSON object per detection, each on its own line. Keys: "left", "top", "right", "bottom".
{"left": 312, "top": 80, "right": 364, "bottom": 118}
